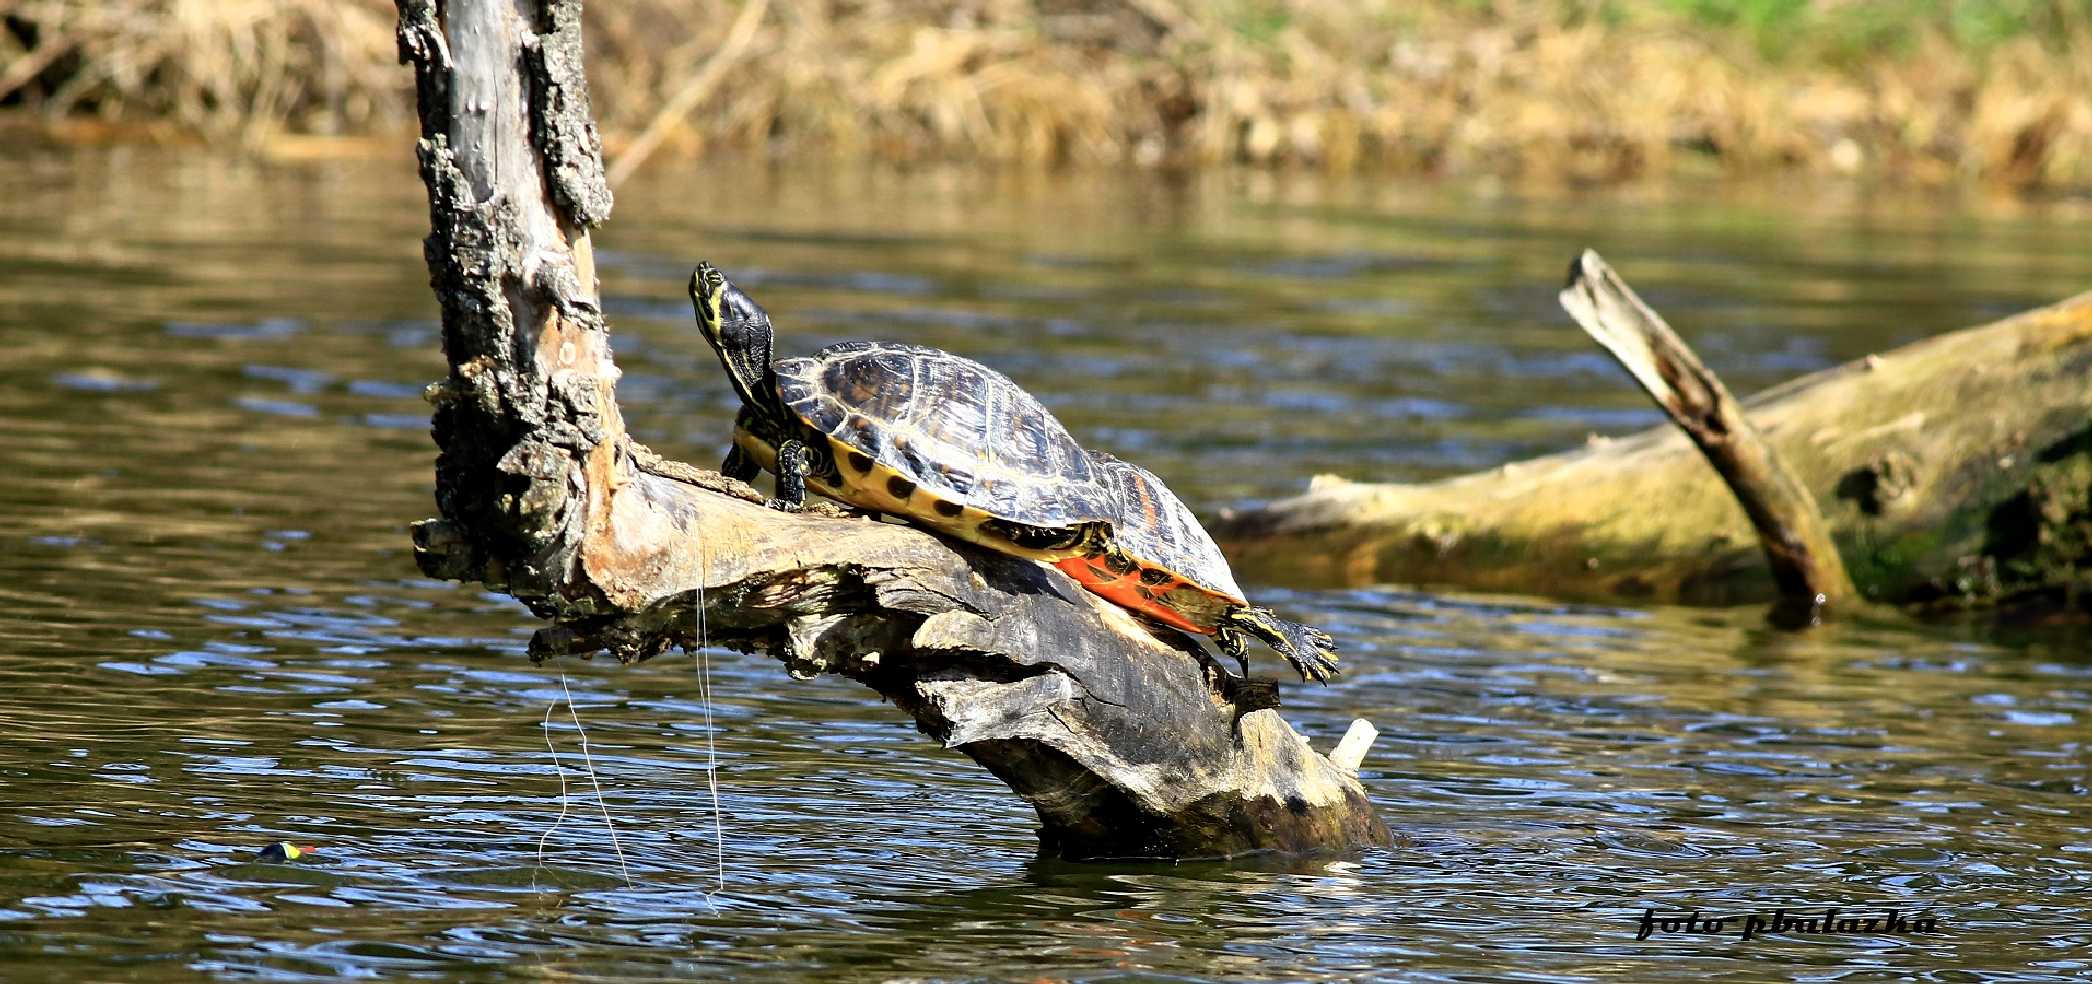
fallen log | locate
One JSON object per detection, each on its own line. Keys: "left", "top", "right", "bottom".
{"left": 1215, "top": 281, "right": 2092, "bottom": 610}
{"left": 395, "top": 0, "right": 1387, "bottom": 860}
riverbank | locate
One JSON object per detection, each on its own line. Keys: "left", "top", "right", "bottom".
{"left": 5, "top": 1, "right": 2091, "bottom": 187}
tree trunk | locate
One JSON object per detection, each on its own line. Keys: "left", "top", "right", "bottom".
{"left": 395, "top": 0, "right": 1388, "bottom": 861}
{"left": 1214, "top": 289, "right": 2092, "bottom": 610}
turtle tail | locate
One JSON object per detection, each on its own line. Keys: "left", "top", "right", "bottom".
{"left": 1227, "top": 608, "right": 1340, "bottom": 684}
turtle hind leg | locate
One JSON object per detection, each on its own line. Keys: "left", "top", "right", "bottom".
{"left": 1226, "top": 607, "right": 1340, "bottom": 684}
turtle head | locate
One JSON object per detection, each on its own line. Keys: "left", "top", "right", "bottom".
{"left": 689, "top": 262, "right": 778, "bottom": 414}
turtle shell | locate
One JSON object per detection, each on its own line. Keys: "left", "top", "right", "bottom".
{"left": 774, "top": 341, "right": 1110, "bottom": 529}
{"left": 1089, "top": 453, "right": 1243, "bottom": 601}
{"left": 1052, "top": 452, "right": 1246, "bottom": 634}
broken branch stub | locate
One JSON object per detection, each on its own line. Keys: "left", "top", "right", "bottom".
{"left": 397, "top": 0, "right": 1388, "bottom": 860}
{"left": 1558, "top": 249, "right": 1857, "bottom": 612}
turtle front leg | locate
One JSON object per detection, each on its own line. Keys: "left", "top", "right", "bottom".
{"left": 1227, "top": 607, "right": 1340, "bottom": 684}
{"left": 1215, "top": 625, "right": 1253, "bottom": 679}
{"left": 721, "top": 444, "right": 760, "bottom": 482}
{"left": 767, "top": 439, "right": 810, "bottom": 512}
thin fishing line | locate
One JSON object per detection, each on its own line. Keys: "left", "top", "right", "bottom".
{"left": 533, "top": 697, "right": 572, "bottom": 892}
{"left": 695, "top": 541, "right": 727, "bottom": 897}
{"left": 562, "top": 673, "right": 634, "bottom": 888}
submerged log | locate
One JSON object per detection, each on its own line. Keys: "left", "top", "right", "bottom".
{"left": 395, "top": 0, "right": 1387, "bottom": 860}
{"left": 1215, "top": 282, "right": 2092, "bottom": 610}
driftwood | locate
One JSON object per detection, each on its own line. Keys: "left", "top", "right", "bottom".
{"left": 1216, "top": 277, "right": 2092, "bottom": 610}
{"left": 395, "top": 0, "right": 1387, "bottom": 860}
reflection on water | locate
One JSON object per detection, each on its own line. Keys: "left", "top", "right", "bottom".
{"left": 0, "top": 148, "right": 2088, "bottom": 981}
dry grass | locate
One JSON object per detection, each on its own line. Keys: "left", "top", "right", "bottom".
{"left": 4, "top": 0, "right": 2092, "bottom": 186}
{"left": 0, "top": 0, "right": 400, "bottom": 138}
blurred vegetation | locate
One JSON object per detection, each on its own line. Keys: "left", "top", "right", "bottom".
{"left": 3, "top": 0, "right": 2090, "bottom": 186}
{"left": 1652, "top": 0, "right": 2089, "bottom": 61}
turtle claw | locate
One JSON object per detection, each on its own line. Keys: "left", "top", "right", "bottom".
{"left": 1293, "top": 630, "right": 1341, "bottom": 684}
{"left": 1285, "top": 642, "right": 1341, "bottom": 685}
{"left": 763, "top": 497, "right": 803, "bottom": 513}
{"left": 1228, "top": 607, "right": 1341, "bottom": 684}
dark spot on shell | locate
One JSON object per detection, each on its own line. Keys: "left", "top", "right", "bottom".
{"left": 1139, "top": 567, "right": 1173, "bottom": 586}
{"left": 1134, "top": 585, "right": 1155, "bottom": 601}
{"left": 887, "top": 477, "right": 916, "bottom": 500}
{"left": 847, "top": 451, "right": 873, "bottom": 474}
{"left": 1084, "top": 564, "right": 1113, "bottom": 581}
{"left": 931, "top": 498, "right": 962, "bottom": 518}
{"left": 1105, "top": 553, "right": 1137, "bottom": 575}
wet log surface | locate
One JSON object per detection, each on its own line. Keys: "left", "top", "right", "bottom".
{"left": 396, "top": 0, "right": 1388, "bottom": 860}
{"left": 1216, "top": 285, "right": 2092, "bottom": 610}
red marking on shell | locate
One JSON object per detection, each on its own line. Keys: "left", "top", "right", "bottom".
{"left": 1054, "top": 558, "right": 1218, "bottom": 634}
{"left": 1132, "top": 472, "right": 1159, "bottom": 530}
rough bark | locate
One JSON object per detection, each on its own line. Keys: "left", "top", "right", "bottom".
{"left": 396, "top": 0, "right": 1388, "bottom": 861}
{"left": 1215, "top": 288, "right": 2092, "bottom": 610}
{"left": 1559, "top": 250, "right": 1857, "bottom": 614}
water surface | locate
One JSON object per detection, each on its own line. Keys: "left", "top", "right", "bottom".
{"left": 1, "top": 149, "right": 2089, "bottom": 981}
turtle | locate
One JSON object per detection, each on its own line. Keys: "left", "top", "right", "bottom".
{"left": 1055, "top": 453, "right": 1340, "bottom": 683}
{"left": 688, "top": 262, "right": 1113, "bottom": 561}
{"left": 689, "top": 262, "right": 1337, "bottom": 684}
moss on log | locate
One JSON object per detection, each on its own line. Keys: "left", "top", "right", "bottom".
{"left": 1215, "top": 291, "right": 2092, "bottom": 609}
